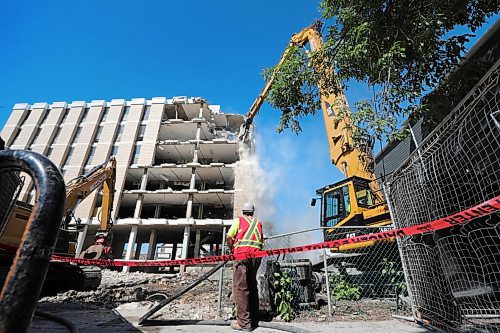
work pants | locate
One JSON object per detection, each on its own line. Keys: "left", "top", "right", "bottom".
{"left": 233, "top": 258, "right": 261, "bottom": 329}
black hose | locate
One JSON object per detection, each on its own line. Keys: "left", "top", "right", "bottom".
{"left": 34, "top": 311, "right": 79, "bottom": 333}
{"left": 141, "top": 319, "right": 312, "bottom": 333}
{"left": 138, "top": 261, "right": 227, "bottom": 325}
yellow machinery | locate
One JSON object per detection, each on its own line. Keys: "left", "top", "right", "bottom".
{"left": 242, "top": 21, "right": 391, "bottom": 245}
{"left": 0, "top": 151, "right": 117, "bottom": 293}
{"left": 64, "top": 157, "right": 117, "bottom": 259}
{"left": 0, "top": 156, "right": 117, "bottom": 258}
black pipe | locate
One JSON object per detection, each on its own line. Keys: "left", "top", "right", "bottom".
{"left": 138, "top": 261, "right": 227, "bottom": 325}
{"left": 141, "top": 319, "right": 312, "bottom": 333}
{"left": 0, "top": 150, "right": 66, "bottom": 333}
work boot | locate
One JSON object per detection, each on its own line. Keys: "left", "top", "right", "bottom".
{"left": 231, "top": 320, "right": 252, "bottom": 332}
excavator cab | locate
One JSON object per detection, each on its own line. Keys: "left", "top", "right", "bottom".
{"left": 314, "top": 176, "right": 391, "bottom": 243}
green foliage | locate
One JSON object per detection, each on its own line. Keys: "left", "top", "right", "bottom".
{"left": 329, "top": 273, "right": 361, "bottom": 301}
{"left": 263, "top": 0, "right": 499, "bottom": 142}
{"left": 273, "top": 271, "right": 295, "bottom": 322}
{"left": 380, "top": 257, "right": 407, "bottom": 296}
{"left": 262, "top": 46, "right": 321, "bottom": 134}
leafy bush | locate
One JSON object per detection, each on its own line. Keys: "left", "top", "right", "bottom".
{"left": 380, "top": 257, "right": 407, "bottom": 296}
{"left": 329, "top": 273, "right": 361, "bottom": 301}
{"left": 273, "top": 271, "right": 295, "bottom": 322}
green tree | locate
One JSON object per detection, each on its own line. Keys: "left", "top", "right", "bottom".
{"left": 263, "top": 0, "right": 499, "bottom": 143}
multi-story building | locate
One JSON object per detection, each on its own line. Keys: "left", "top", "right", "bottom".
{"left": 0, "top": 97, "right": 253, "bottom": 271}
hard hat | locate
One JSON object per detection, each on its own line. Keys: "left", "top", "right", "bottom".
{"left": 242, "top": 202, "right": 255, "bottom": 213}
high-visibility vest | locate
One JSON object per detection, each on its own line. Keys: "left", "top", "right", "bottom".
{"left": 233, "top": 216, "right": 263, "bottom": 250}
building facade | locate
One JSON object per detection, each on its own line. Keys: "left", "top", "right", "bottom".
{"left": 1, "top": 97, "right": 252, "bottom": 271}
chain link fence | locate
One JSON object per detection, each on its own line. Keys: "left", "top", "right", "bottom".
{"left": 216, "top": 226, "right": 409, "bottom": 322}
{"left": 387, "top": 59, "right": 500, "bottom": 332}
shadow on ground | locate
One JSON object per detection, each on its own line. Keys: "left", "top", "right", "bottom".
{"left": 29, "top": 301, "right": 141, "bottom": 333}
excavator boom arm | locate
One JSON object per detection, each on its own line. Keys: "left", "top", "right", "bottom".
{"left": 243, "top": 21, "right": 377, "bottom": 180}
{"left": 64, "top": 157, "right": 116, "bottom": 232}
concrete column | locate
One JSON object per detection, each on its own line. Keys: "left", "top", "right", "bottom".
{"left": 134, "top": 194, "right": 144, "bottom": 218}
{"left": 134, "top": 242, "right": 142, "bottom": 260}
{"left": 123, "top": 225, "right": 138, "bottom": 273}
{"left": 134, "top": 168, "right": 148, "bottom": 219}
{"left": 198, "top": 204, "right": 204, "bottom": 219}
{"left": 181, "top": 225, "right": 191, "bottom": 260}
{"left": 154, "top": 204, "right": 161, "bottom": 218}
{"left": 147, "top": 229, "right": 157, "bottom": 260}
{"left": 185, "top": 103, "right": 204, "bottom": 221}
{"left": 171, "top": 242, "right": 178, "bottom": 259}
{"left": 180, "top": 102, "right": 204, "bottom": 273}
{"left": 185, "top": 194, "right": 194, "bottom": 219}
{"left": 194, "top": 229, "right": 202, "bottom": 258}
{"left": 140, "top": 168, "right": 148, "bottom": 189}
{"left": 75, "top": 224, "right": 89, "bottom": 257}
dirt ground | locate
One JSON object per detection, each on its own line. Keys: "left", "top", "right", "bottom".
{"left": 30, "top": 269, "right": 420, "bottom": 332}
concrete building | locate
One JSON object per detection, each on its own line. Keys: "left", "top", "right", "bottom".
{"left": 1, "top": 97, "right": 252, "bottom": 271}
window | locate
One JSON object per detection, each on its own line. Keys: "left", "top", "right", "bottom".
{"left": 121, "top": 106, "right": 130, "bottom": 121}
{"left": 115, "top": 124, "right": 125, "bottom": 142}
{"left": 137, "top": 125, "right": 146, "bottom": 141}
{"left": 355, "top": 181, "right": 374, "bottom": 207}
{"left": 32, "top": 127, "right": 42, "bottom": 144}
{"left": 61, "top": 108, "right": 70, "bottom": 123}
{"left": 110, "top": 144, "right": 119, "bottom": 157}
{"left": 132, "top": 145, "right": 141, "bottom": 164}
{"left": 322, "top": 185, "right": 350, "bottom": 228}
{"left": 63, "top": 147, "right": 74, "bottom": 166}
{"left": 141, "top": 105, "right": 151, "bottom": 122}
{"left": 73, "top": 126, "right": 83, "bottom": 143}
{"left": 81, "top": 107, "right": 90, "bottom": 122}
{"left": 93, "top": 125, "right": 103, "bottom": 143}
{"left": 52, "top": 127, "right": 62, "bottom": 144}
{"left": 40, "top": 110, "right": 50, "bottom": 125}
{"left": 101, "top": 107, "right": 110, "bottom": 122}
{"left": 10, "top": 128, "right": 21, "bottom": 145}
{"left": 26, "top": 185, "right": 35, "bottom": 204}
{"left": 84, "top": 146, "right": 96, "bottom": 166}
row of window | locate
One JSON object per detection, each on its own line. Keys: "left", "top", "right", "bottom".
{"left": 10, "top": 104, "right": 151, "bottom": 147}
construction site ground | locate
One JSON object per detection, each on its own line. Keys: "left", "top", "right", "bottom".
{"left": 28, "top": 269, "right": 431, "bottom": 332}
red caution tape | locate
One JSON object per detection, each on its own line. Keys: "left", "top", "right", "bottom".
{"left": 2, "top": 196, "right": 500, "bottom": 267}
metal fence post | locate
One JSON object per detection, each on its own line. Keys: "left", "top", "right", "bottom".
{"left": 322, "top": 248, "right": 333, "bottom": 317}
{"left": 216, "top": 226, "right": 227, "bottom": 318}
{"left": 382, "top": 182, "right": 416, "bottom": 318}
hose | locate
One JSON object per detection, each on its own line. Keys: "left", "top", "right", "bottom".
{"left": 34, "top": 311, "right": 79, "bottom": 333}
{"left": 141, "top": 319, "right": 312, "bottom": 333}
{"left": 138, "top": 261, "right": 227, "bottom": 325}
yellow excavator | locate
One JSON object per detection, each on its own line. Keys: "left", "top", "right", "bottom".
{"left": 0, "top": 150, "right": 117, "bottom": 292}
{"left": 241, "top": 20, "right": 391, "bottom": 247}
{"left": 65, "top": 157, "right": 117, "bottom": 259}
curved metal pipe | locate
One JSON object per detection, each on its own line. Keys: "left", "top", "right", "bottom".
{"left": 0, "top": 150, "right": 65, "bottom": 333}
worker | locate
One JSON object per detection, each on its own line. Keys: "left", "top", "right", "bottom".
{"left": 227, "top": 202, "right": 264, "bottom": 332}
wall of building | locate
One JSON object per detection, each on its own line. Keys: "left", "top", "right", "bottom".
{"left": 1, "top": 96, "right": 248, "bottom": 271}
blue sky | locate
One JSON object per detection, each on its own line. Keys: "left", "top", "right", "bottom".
{"left": 0, "top": 1, "right": 497, "bottom": 240}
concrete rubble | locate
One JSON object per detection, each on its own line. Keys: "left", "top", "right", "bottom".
{"left": 39, "top": 269, "right": 234, "bottom": 320}
{"left": 30, "top": 269, "right": 427, "bottom": 332}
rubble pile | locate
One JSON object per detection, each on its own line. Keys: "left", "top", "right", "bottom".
{"left": 40, "top": 269, "right": 235, "bottom": 320}
{"left": 39, "top": 269, "right": 395, "bottom": 322}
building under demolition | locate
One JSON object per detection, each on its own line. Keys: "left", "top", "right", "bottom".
{"left": 0, "top": 97, "right": 253, "bottom": 271}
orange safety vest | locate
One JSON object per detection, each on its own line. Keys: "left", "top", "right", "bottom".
{"left": 233, "top": 216, "right": 263, "bottom": 250}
